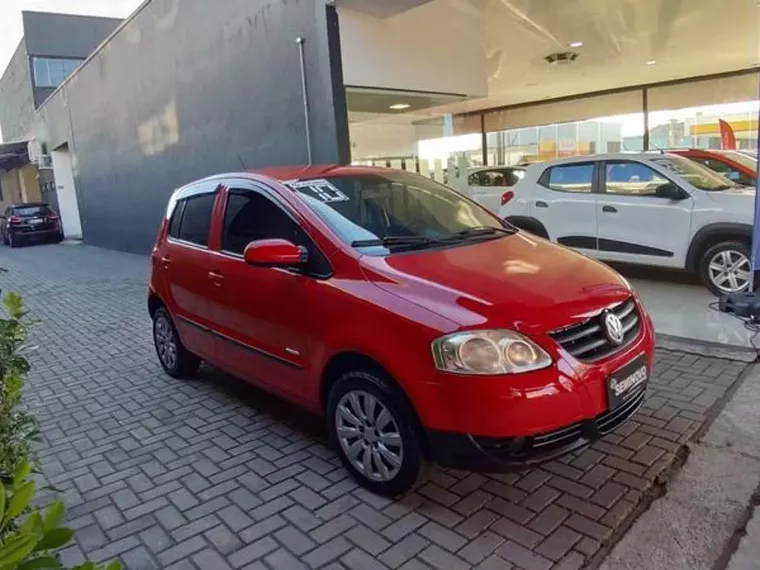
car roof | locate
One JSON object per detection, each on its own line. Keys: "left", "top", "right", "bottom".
{"left": 251, "top": 164, "right": 396, "bottom": 183}
{"left": 468, "top": 165, "right": 526, "bottom": 173}
{"left": 525, "top": 153, "right": 682, "bottom": 168}
{"left": 10, "top": 202, "right": 47, "bottom": 208}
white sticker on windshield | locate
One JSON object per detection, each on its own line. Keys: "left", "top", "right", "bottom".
{"left": 290, "top": 179, "right": 349, "bottom": 203}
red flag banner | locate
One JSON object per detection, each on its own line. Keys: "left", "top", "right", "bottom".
{"left": 719, "top": 119, "right": 737, "bottom": 150}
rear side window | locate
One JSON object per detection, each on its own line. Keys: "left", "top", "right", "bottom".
{"left": 174, "top": 194, "right": 215, "bottom": 247}
{"left": 168, "top": 202, "right": 185, "bottom": 239}
{"left": 540, "top": 164, "right": 594, "bottom": 193}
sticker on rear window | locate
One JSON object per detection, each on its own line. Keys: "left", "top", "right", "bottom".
{"left": 290, "top": 179, "right": 349, "bottom": 203}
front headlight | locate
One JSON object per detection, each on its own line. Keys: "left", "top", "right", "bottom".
{"left": 432, "top": 330, "right": 552, "bottom": 375}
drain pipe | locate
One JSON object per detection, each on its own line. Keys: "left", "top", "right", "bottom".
{"left": 296, "top": 36, "right": 313, "bottom": 165}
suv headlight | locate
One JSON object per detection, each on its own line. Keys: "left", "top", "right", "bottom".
{"left": 432, "top": 330, "right": 552, "bottom": 375}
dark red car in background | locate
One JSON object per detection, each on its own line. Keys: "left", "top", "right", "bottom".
{"left": 670, "top": 149, "right": 756, "bottom": 187}
{"left": 1, "top": 202, "right": 63, "bottom": 248}
{"left": 148, "top": 165, "right": 655, "bottom": 496}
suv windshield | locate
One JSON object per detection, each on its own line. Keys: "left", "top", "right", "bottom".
{"left": 651, "top": 156, "right": 738, "bottom": 191}
{"left": 290, "top": 171, "right": 510, "bottom": 254}
{"left": 13, "top": 206, "right": 49, "bottom": 217}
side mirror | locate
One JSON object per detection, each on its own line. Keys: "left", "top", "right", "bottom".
{"left": 655, "top": 182, "right": 686, "bottom": 200}
{"left": 243, "top": 239, "right": 307, "bottom": 267}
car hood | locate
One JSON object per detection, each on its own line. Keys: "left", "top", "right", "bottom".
{"left": 360, "top": 233, "right": 632, "bottom": 334}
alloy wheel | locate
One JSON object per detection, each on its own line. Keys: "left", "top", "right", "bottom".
{"left": 154, "top": 314, "right": 178, "bottom": 370}
{"left": 335, "top": 390, "right": 403, "bottom": 482}
{"left": 707, "top": 249, "right": 751, "bottom": 294}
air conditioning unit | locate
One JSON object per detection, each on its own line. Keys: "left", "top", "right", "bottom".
{"left": 27, "top": 140, "right": 44, "bottom": 164}
{"left": 27, "top": 140, "right": 52, "bottom": 170}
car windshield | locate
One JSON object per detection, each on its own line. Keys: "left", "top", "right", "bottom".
{"left": 722, "top": 151, "right": 758, "bottom": 171}
{"left": 290, "top": 171, "right": 511, "bottom": 254}
{"left": 14, "top": 206, "right": 48, "bottom": 217}
{"left": 651, "top": 156, "right": 737, "bottom": 191}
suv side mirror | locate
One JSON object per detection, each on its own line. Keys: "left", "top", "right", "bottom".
{"left": 244, "top": 239, "right": 307, "bottom": 267}
{"left": 655, "top": 182, "right": 686, "bottom": 200}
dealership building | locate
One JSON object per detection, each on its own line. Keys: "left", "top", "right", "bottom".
{"left": 0, "top": 0, "right": 757, "bottom": 253}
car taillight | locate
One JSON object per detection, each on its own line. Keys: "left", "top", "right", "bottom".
{"left": 8, "top": 216, "right": 21, "bottom": 224}
{"left": 47, "top": 212, "right": 59, "bottom": 220}
{"left": 501, "top": 191, "right": 515, "bottom": 206}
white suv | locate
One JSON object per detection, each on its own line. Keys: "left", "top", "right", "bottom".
{"left": 498, "top": 153, "right": 755, "bottom": 295}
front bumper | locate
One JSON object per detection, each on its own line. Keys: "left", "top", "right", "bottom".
{"left": 427, "top": 378, "right": 646, "bottom": 472}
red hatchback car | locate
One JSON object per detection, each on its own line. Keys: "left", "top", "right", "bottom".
{"left": 148, "top": 166, "right": 655, "bottom": 496}
{"left": 670, "top": 149, "right": 756, "bottom": 187}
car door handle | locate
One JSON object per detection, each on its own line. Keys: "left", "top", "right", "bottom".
{"left": 535, "top": 201, "right": 548, "bottom": 208}
{"left": 208, "top": 271, "right": 224, "bottom": 287}
{"left": 160, "top": 256, "right": 171, "bottom": 269}
{"left": 602, "top": 205, "right": 618, "bottom": 213}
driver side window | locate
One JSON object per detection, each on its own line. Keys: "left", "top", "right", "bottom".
{"left": 222, "top": 189, "right": 331, "bottom": 276}
{"left": 604, "top": 162, "right": 669, "bottom": 196}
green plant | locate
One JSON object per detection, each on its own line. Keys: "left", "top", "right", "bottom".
{"left": 0, "top": 293, "right": 36, "bottom": 483}
{"left": 0, "top": 460, "right": 120, "bottom": 570}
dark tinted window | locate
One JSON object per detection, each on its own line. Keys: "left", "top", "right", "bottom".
{"left": 14, "top": 205, "right": 49, "bottom": 217}
{"left": 168, "top": 201, "right": 185, "bottom": 239}
{"left": 543, "top": 164, "right": 594, "bottom": 193}
{"left": 223, "top": 190, "right": 330, "bottom": 276}
{"left": 177, "top": 194, "right": 215, "bottom": 246}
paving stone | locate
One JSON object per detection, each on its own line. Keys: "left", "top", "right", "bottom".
{"left": 14, "top": 246, "right": 746, "bottom": 570}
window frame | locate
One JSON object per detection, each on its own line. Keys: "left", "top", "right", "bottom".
{"left": 538, "top": 161, "right": 599, "bottom": 194}
{"left": 217, "top": 180, "right": 333, "bottom": 279}
{"left": 599, "top": 159, "right": 680, "bottom": 198}
{"left": 31, "top": 57, "right": 84, "bottom": 88}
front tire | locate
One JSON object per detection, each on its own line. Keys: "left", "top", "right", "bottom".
{"left": 700, "top": 240, "right": 752, "bottom": 296}
{"left": 152, "top": 307, "right": 200, "bottom": 378}
{"left": 8, "top": 233, "right": 18, "bottom": 248}
{"left": 327, "top": 371, "right": 422, "bottom": 497}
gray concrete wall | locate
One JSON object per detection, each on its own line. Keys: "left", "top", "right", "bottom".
{"left": 0, "top": 40, "right": 35, "bottom": 142}
{"left": 22, "top": 11, "right": 122, "bottom": 58}
{"left": 33, "top": 0, "right": 350, "bottom": 254}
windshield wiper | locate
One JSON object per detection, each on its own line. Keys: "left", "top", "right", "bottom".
{"left": 351, "top": 236, "right": 435, "bottom": 248}
{"left": 451, "top": 226, "right": 516, "bottom": 238}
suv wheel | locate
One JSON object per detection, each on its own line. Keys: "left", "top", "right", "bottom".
{"left": 327, "top": 371, "right": 422, "bottom": 497}
{"left": 152, "top": 307, "right": 201, "bottom": 378}
{"left": 700, "top": 241, "right": 752, "bottom": 296}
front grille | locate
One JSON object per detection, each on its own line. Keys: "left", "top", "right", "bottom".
{"left": 473, "top": 381, "right": 646, "bottom": 461}
{"left": 550, "top": 298, "right": 640, "bottom": 362}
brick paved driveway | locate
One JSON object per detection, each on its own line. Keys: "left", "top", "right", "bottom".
{"left": 1, "top": 244, "right": 749, "bottom": 570}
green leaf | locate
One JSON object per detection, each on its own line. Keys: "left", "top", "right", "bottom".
{"left": 70, "top": 563, "right": 96, "bottom": 570}
{"left": 104, "top": 562, "right": 122, "bottom": 570}
{"left": 17, "top": 556, "right": 64, "bottom": 569}
{"left": 13, "top": 459, "right": 31, "bottom": 489}
{"left": 3, "top": 480, "right": 35, "bottom": 527}
{"left": 0, "top": 483, "right": 5, "bottom": 520}
{"left": 42, "top": 501, "right": 64, "bottom": 534}
{"left": 20, "top": 512, "right": 44, "bottom": 538}
{"left": 33, "top": 527, "right": 74, "bottom": 552}
{"left": 0, "top": 533, "right": 38, "bottom": 567}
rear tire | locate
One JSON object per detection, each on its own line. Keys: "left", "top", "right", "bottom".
{"left": 700, "top": 240, "right": 752, "bottom": 296}
{"left": 326, "top": 370, "right": 422, "bottom": 497}
{"left": 152, "top": 307, "right": 201, "bottom": 378}
{"left": 8, "top": 233, "right": 18, "bottom": 248}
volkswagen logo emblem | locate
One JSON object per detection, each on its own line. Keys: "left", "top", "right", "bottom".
{"left": 603, "top": 312, "right": 625, "bottom": 346}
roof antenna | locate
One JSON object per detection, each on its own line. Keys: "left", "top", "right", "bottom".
{"left": 236, "top": 153, "right": 246, "bottom": 170}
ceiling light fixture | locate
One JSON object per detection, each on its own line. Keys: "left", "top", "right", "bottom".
{"left": 568, "top": 41, "right": 584, "bottom": 48}
{"left": 646, "top": 60, "right": 657, "bottom": 65}
{"left": 389, "top": 103, "right": 411, "bottom": 110}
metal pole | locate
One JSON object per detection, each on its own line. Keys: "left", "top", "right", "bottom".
{"left": 296, "top": 37, "right": 313, "bottom": 165}
{"left": 642, "top": 88, "right": 650, "bottom": 151}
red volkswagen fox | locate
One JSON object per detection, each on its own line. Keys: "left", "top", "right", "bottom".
{"left": 148, "top": 166, "right": 655, "bottom": 496}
